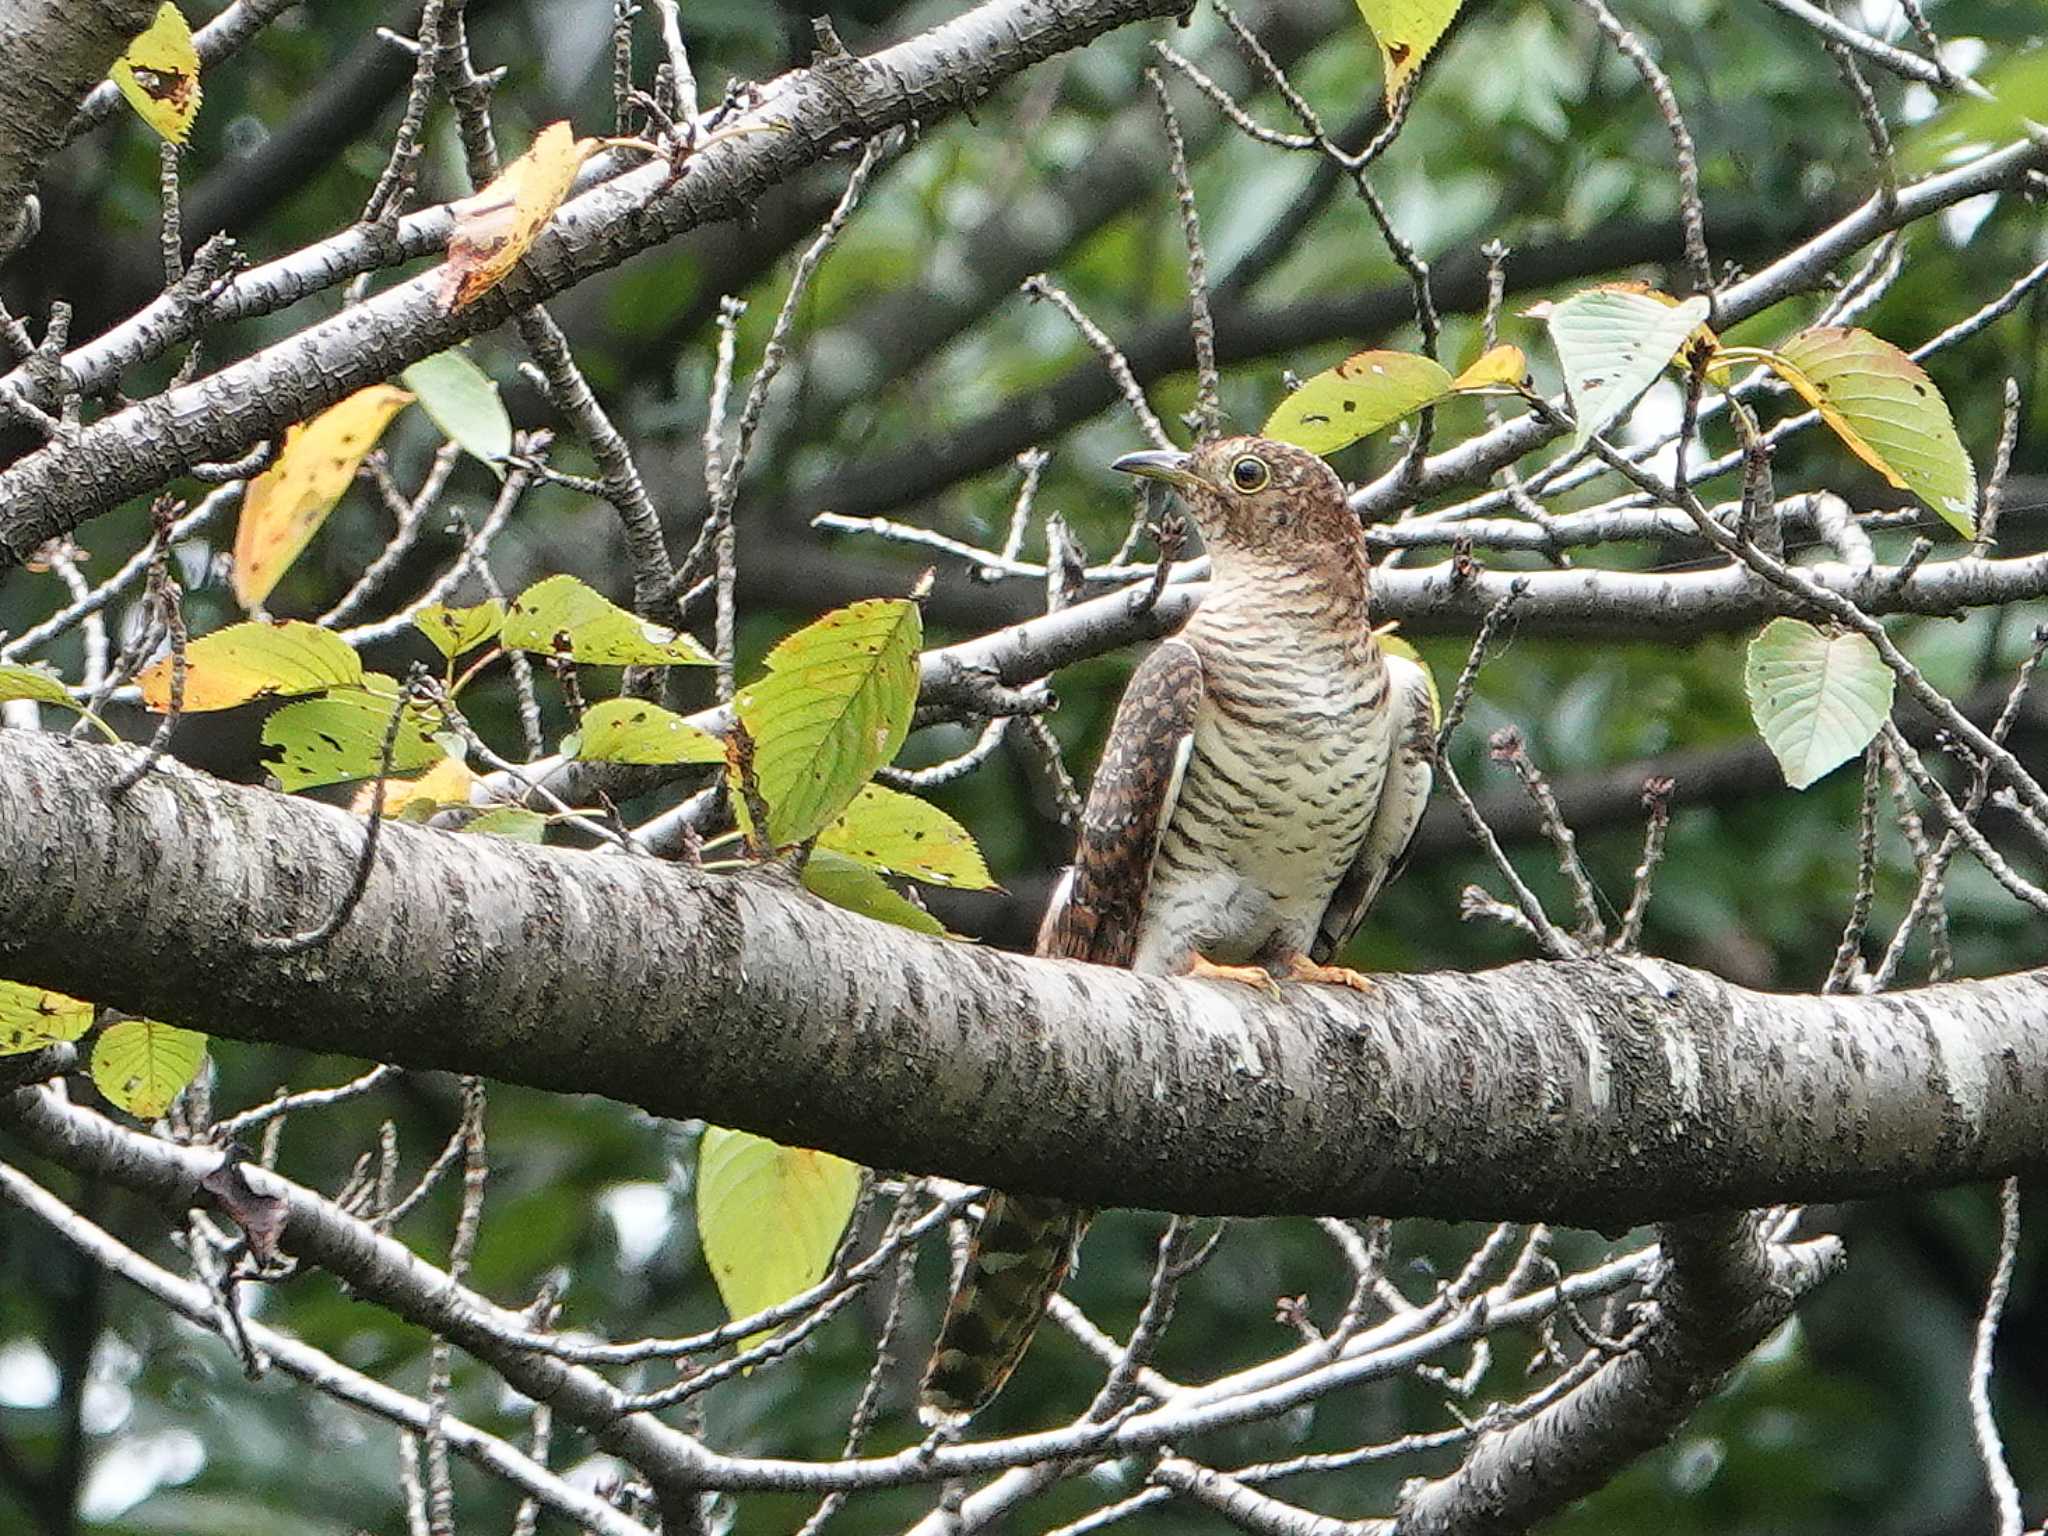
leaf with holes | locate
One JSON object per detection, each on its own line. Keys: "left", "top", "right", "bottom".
{"left": 402, "top": 349, "right": 513, "bottom": 468}
{"left": 800, "top": 850, "right": 948, "bottom": 936}
{"left": 413, "top": 600, "right": 505, "bottom": 660}
{"left": 1353, "top": 0, "right": 1464, "bottom": 108}
{"left": 568, "top": 698, "right": 725, "bottom": 765}
{"left": 818, "top": 785, "right": 994, "bottom": 890}
{"left": 1546, "top": 288, "right": 1711, "bottom": 448}
{"left": 733, "top": 600, "right": 921, "bottom": 847}
{"left": 111, "top": 2, "right": 201, "bottom": 144}
{"left": 1263, "top": 351, "right": 1455, "bottom": 455}
{"left": 1768, "top": 328, "right": 1977, "bottom": 537}
{"left": 232, "top": 385, "right": 414, "bottom": 609}
{"left": 92, "top": 1019, "right": 208, "bottom": 1120}
{"left": 1744, "top": 618, "right": 1895, "bottom": 790}
{"left": 0, "top": 981, "right": 93, "bottom": 1056}
{"left": 140, "top": 620, "right": 365, "bottom": 712}
{"left": 696, "top": 1126, "right": 863, "bottom": 1349}
{"left": 502, "top": 575, "right": 714, "bottom": 666}
{"left": 439, "top": 122, "right": 597, "bottom": 312}
{"left": 261, "top": 683, "right": 444, "bottom": 791}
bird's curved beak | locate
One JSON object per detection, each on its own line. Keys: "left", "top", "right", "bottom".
{"left": 1111, "top": 448, "right": 1199, "bottom": 490}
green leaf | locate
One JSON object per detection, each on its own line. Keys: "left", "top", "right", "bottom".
{"left": 502, "top": 575, "right": 714, "bottom": 666}
{"left": 92, "top": 1019, "right": 208, "bottom": 1120}
{"left": 402, "top": 348, "right": 514, "bottom": 467}
{"left": 1263, "top": 350, "right": 1454, "bottom": 455}
{"left": 734, "top": 599, "right": 922, "bottom": 846}
{"left": 464, "top": 807, "right": 548, "bottom": 843}
{"left": 696, "top": 1125, "right": 862, "bottom": 1349}
{"left": 1903, "top": 45, "right": 2048, "bottom": 173}
{"left": 818, "top": 785, "right": 994, "bottom": 889}
{"left": 1354, "top": 0, "right": 1465, "bottom": 108}
{"left": 569, "top": 697, "right": 725, "bottom": 765}
{"left": 1744, "top": 618, "right": 1895, "bottom": 790}
{"left": 138, "top": 620, "right": 365, "bottom": 712}
{"left": 0, "top": 662, "right": 74, "bottom": 709}
{"left": 0, "top": 980, "right": 93, "bottom": 1056}
{"left": 1546, "top": 288, "right": 1712, "bottom": 448}
{"left": 261, "top": 684, "right": 445, "bottom": 791}
{"left": 414, "top": 600, "right": 505, "bottom": 660}
{"left": 800, "top": 848, "right": 947, "bottom": 936}
{"left": 1768, "top": 328, "right": 1978, "bottom": 536}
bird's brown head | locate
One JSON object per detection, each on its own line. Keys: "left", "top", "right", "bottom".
{"left": 1111, "top": 436, "right": 1359, "bottom": 570}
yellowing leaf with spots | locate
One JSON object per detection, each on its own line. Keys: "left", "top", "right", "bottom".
{"left": 502, "top": 575, "right": 714, "bottom": 666}
{"left": 1263, "top": 350, "right": 1455, "bottom": 455}
{"left": 92, "top": 1019, "right": 208, "bottom": 1120}
{"left": 819, "top": 784, "right": 994, "bottom": 889}
{"left": 568, "top": 697, "right": 725, "bottom": 765}
{"left": 262, "top": 682, "right": 444, "bottom": 790}
{"left": 140, "top": 620, "right": 364, "bottom": 711}
{"left": 733, "top": 599, "right": 922, "bottom": 847}
{"left": 233, "top": 384, "right": 414, "bottom": 607}
{"left": 1767, "top": 328, "right": 1977, "bottom": 537}
{"left": 1354, "top": 0, "right": 1463, "bottom": 108}
{"left": 413, "top": 600, "right": 505, "bottom": 660}
{"left": 112, "top": 3, "right": 202, "bottom": 145}
{"left": 0, "top": 981, "right": 93, "bottom": 1056}
{"left": 696, "top": 1126, "right": 862, "bottom": 1349}
{"left": 439, "top": 122, "right": 597, "bottom": 312}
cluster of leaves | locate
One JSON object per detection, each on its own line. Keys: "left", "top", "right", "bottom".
{"left": 6, "top": 553, "right": 995, "bottom": 1339}
{"left": 1263, "top": 283, "right": 1973, "bottom": 794}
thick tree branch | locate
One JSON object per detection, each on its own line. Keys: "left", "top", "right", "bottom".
{"left": 1, "top": 730, "right": 2043, "bottom": 1231}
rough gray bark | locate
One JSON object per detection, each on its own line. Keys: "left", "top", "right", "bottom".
{"left": 0, "top": 0, "right": 1188, "bottom": 564}
{"left": 1, "top": 729, "right": 2043, "bottom": 1229}
{"left": 0, "top": 0, "right": 159, "bottom": 258}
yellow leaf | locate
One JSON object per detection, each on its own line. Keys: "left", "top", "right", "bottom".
{"left": 138, "top": 620, "right": 364, "bottom": 712}
{"left": 0, "top": 981, "right": 93, "bottom": 1056}
{"left": 1766, "top": 328, "right": 1978, "bottom": 537}
{"left": 818, "top": 784, "right": 995, "bottom": 889}
{"left": 111, "top": 3, "right": 202, "bottom": 145}
{"left": 696, "top": 1127, "right": 863, "bottom": 1350}
{"left": 91, "top": 1019, "right": 207, "bottom": 1121}
{"left": 1354, "top": 0, "right": 1464, "bottom": 109}
{"left": 1451, "top": 344, "right": 1528, "bottom": 392}
{"left": 233, "top": 385, "right": 414, "bottom": 608}
{"left": 352, "top": 754, "right": 477, "bottom": 818}
{"left": 438, "top": 123, "right": 597, "bottom": 313}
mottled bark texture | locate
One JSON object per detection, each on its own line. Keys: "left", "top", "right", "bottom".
{"left": 0, "top": 0, "right": 160, "bottom": 257}
{"left": 2, "top": 730, "right": 2043, "bottom": 1226}
{"left": 0, "top": 0, "right": 1189, "bottom": 564}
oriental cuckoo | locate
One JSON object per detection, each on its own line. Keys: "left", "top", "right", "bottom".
{"left": 920, "top": 436, "right": 1436, "bottom": 1423}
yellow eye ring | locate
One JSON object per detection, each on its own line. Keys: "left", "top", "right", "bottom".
{"left": 1229, "top": 455, "right": 1270, "bottom": 492}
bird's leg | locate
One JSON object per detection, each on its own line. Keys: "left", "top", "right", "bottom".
{"left": 1276, "top": 952, "right": 1377, "bottom": 993}
{"left": 1185, "top": 953, "right": 1280, "bottom": 992}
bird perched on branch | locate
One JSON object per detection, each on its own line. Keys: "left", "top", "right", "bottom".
{"left": 920, "top": 435, "right": 1437, "bottom": 1423}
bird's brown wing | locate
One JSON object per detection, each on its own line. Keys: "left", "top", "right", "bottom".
{"left": 1313, "top": 649, "right": 1437, "bottom": 963}
{"left": 921, "top": 638, "right": 1202, "bottom": 1425}
{"left": 1040, "top": 637, "right": 1204, "bottom": 967}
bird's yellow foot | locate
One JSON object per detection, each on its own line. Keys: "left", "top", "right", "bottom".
{"left": 1280, "top": 955, "right": 1377, "bottom": 993}
{"left": 1186, "top": 954, "right": 1280, "bottom": 992}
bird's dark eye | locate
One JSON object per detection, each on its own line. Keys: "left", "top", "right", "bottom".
{"left": 1230, "top": 455, "right": 1270, "bottom": 492}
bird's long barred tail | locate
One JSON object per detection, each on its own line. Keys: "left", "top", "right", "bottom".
{"left": 919, "top": 1194, "right": 1089, "bottom": 1424}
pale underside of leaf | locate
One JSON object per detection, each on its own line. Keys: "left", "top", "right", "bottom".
{"left": 1744, "top": 617, "right": 1895, "bottom": 790}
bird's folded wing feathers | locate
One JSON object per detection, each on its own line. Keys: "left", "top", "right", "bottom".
{"left": 1040, "top": 637, "right": 1204, "bottom": 967}
{"left": 1313, "top": 649, "right": 1437, "bottom": 963}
